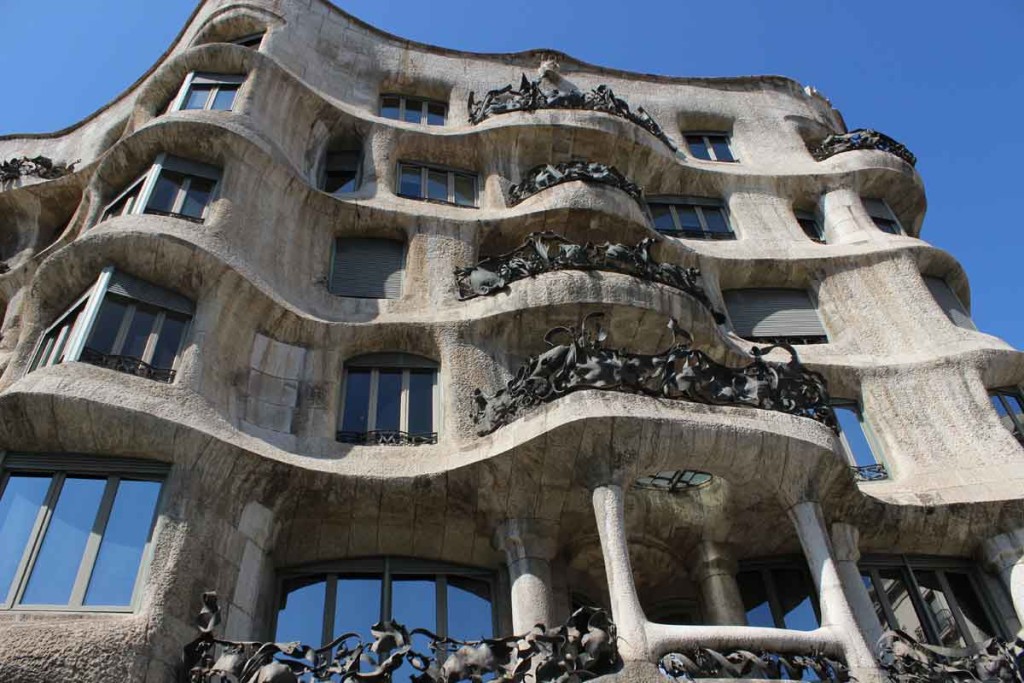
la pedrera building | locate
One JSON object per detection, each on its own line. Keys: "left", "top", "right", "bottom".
{"left": 1, "top": 1, "right": 1022, "bottom": 682}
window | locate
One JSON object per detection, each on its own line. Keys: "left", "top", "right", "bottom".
{"left": 860, "top": 556, "right": 1006, "bottom": 647}
{"left": 863, "top": 198, "right": 903, "bottom": 235}
{"left": 275, "top": 558, "right": 494, "bottom": 662}
{"left": 380, "top": 95, "right": 447, "bottom": 126}
{"left": 795, "top": 210, "right": 825, "bottom": 243}
{"left": 338, "top": 353, "right": 438, "bottom": 445}
{"left": 320, "top": 150, "right": 361, "bottom": 194}
{"left": 328, "top": 238, "right": 404, "bottom": 299}
{"left": 832, "top": 400, "right": 887, "bottom": 481}
{"left": 397, "top": 162, "right": 477, "bottom": 207}
{"left": 648, "top": 198, "right": 734, "bottom": 240}
{"left": 723, "top": 288, "right": 828, "bottom": 344}
{"left": 0, "top": 453, "right": 166, "bottom": 611}
{"left": 737, "top": 559, "right": 820, "bottom": 630}
{"left": 684, "top": 133, "right": 736, "bottom": 162}
{"left": 101, "top": 154, "right": 221, "bottom": 224}
{"left": 634, "top": 470, "right": 712, "bottom": 492}
{"left": 29, "top": 268, "right": 193, "bottom": 383}
{"left": 989, "top": 388, "right": 1024, "bottom": 445}
{"left": 924, "top": 276, "right": 976, "bottom": 331}
{"left": 172, "top": 73, "right": 243, "bottom": 112}
{"left": 232, "top": 32, "right": 264, "bottom": 49}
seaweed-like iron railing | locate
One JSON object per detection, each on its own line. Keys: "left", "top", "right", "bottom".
{"left": 80, "top": 347, "right": 176, "bottom": 383}
{"left": 471, "top": 313, "right": 837, "bottom": 436}
{"left": 336, "top": 430, "right": 438, "bottom": 446}
{"left": 660, "top": 648, "right": 850, "bottom": 681}
{"left": 878, "top": 629, "right": 1024, "bottom": 682}
{"left": 851, "top": 463, "right": 889, "bottom": 482}
{"left": 507, "top": 161, "right": 642, "bottom": 207}
{"left": 468, "top": 73, "right": 677, "bottom": 152}
{"left": 454, "top": 231, "right": 724, "bottom": 320}
{"left": 182, "top": 591, "right": 619, "bottom": 683}
{"left": 0, "top": 155, "right": 78, "bottom": 183}
{"left": 810, "top": 129, "right": 917, "bottom": 167}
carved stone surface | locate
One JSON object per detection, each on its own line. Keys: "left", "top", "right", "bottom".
{"left": 660, "top": 649, "right": 850, "bottom": 681}
{"left": 182, "top": 591, "right": 619, "bottom": 683}
{"left": 507, "top": 161, "right": 642, "bottom": 207}
{"left": 468, "top": 73, "right": 678, "bottom": 152}
{"left": 877, "top": 629, "right": 1024, "bottom": 682}
{"left": 810, "top": 129, "right": 917, "bottom": 167}
{"left": 0, "top": 155, "right": 78, "bottom": 183}
{"left": 471, "top": 313, "right": 837, "bottom": 436}
{"left": 454, "top": 231, "right": 724, "bottom": 320}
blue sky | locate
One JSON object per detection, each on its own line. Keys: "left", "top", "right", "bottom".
{"left": 1, "top": 0, "right": 1021, "bottom": 348}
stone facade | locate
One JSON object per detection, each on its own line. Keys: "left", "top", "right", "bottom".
{"left": 0, "top": 2, "right": 1022, "bottom": 682}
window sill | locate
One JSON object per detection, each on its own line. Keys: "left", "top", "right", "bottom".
{"left": 142, "top": 209, "right": 205, "bottom": 224}
{"left": 655, "top": 229, "right": 736, "bottom": 241}
{"left": 396, "top": 193, "right": 477, "bottom": 209}
{"left": 742, "top": 336, "right": 829, "bottom": 346}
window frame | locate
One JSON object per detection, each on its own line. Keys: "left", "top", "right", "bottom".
{"left": 396, "top": 162, "right": 478, "bottom": 208}
{"left": 683, "top": 131, "right": 737, "bottom": 162}
{"left": 327, "top": 237, "right": 406, "bottom": 299}
{"left": 988, "top": 387, "right": 1024, "bottom": 445}
{"left": 231, "top": 32, "right": 265, "bottom": 49}
{"left": 795, "top": 210, "right": 825, "bottom": 244}
{"left": 737, "top": 556, "right": 821, "bottom": 630}
{"left": 0, "top": 451, "right": 168, "bottom": 613}
{"left": 379, "top": 95, "right": 448, "bottom": 126}
{"left": 646, "top": 196, "right": 735, "bottom": 240}
{"left": 862, "top": 198, "right": 904, "bottom": 235}
{"left": 337, "top": 354, "right": 440, "bottom": 445}
{"left": 319, "top": 149, "right": 363, "bottom": 195}
{"left": 100, "top": 153, "right": 222, "bottom": 225}
{"left": 170, "top": 72, "right": 245, "bottom": 113}
{"left": 831, "top": 399, "right": 888, "bottom": 481}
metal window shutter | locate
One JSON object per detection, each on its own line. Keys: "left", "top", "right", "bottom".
{"left": 924, "top": 277, "right": 976, "bottom": 330}
{"left": 3, "top": 452, "right": 171, "bottom": 477}
{"left": 330, "top": 238, "right": 404, "bottom": 299}
{"left": 724, "top": 289, "right": 825, "bottom": 338}
{"left": 107, "top": 271, "right": 195, "bottom": 315}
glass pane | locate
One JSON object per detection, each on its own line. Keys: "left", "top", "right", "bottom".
{"left": 403, "top": 98, "right": 424, "bottom": 124}
{"left": 210, "top": 86, "right": 237, "bottom": 111}
{"left": 737, "top": 570, "right": 775, "bottom": 628}
{"left": 861, "top": 572, "right": 892, "bottom": 628}
{"left": 150, "top": 313, "right": 188, "bottom": 370}
{"left": 325, "top": 171, "right": 357, "bottom": 194}
{"left": 427, "top": 170, "right": 448, "bottom": 202}
{"left": 399, "top": 166, "right": 422, "bottom": 198}
{"left": 427, "top": 102, "right": 446, "bottom": 126}
{"left": 916, "top": 570, "right": 965, "bottom": 646}
{"left": 83, "top": 479, "right": 160, "bottom": 606}
{"left": 798, "top": 218, "right": 823, "bottom": 241}
{"left": 873, "top": 217, "right": 900, "bottom": 235}
{"left": 0, "top": 475, "right": 51, "bottom": 601}
{"left": 834, "top": 406, "right": 876, "bottom": 467}
{"left": 407, "top": 370, "right": 434, "bottom": 436}
{"left": 375, "top": 370, "right": 402, "bottom": 432}
{"left": 146, "top": 170, "right": 185, "bottom": 214}
{"left": 276, "top": 577, "right": 327, "bottom": 647}
{"left": 709, "top": 136, "right": 735, "bottom": 162}
{"left": 877, "top": 568, "right": 927, "bottom": 641}
{"left": 943, "top": 572, "right": 995, "bottom": 644}
{"left": 447, "top": 576, "right": 492, "bottom": 640}
{"left": 380, "top": 97, "right": 401, "bottom": 120}
{"left": 22, "top": 477, "right": 106, "bottom": 605}
{"left": 105, "top": 185, "right": 140, "bottom": 219}
{"left": 86, "top": 298, "right": 130, "bottom": 355}
{"left": 454, "top": 174, "right": 475, "bottom": 207}
{"left": 686, "top": 135, "right": 712, "bottom": 160}
{"left": 183, "top": 84, "right": 212, "bottom": 110}
{"left": 334, "top": 576, "right": 382, "bottom": 643}
{"left": 341, "top": 369, "right": 372, "bottom": 434}
{"left": 392, "top": 577, "right": 436, "bottom": 683}
{"left": 774, "top": 568, "right": 819, "bottom": 631}
{"left": 991, "top": 393, "right": 1024, "bottom": 436}
{"left": 650, "top": 205, "right": 676, "bottom": 232}
{"left": 676, "top": 205, "right": 702, "bottom": 232}
{"left": 180, "top": 176, "right": 215, "bottom": 219}
{"left": 120, "top": 306, "right": 157, "bottom": 360}
{"left": 702, "top": 207, "right": 731, "bottom": 235}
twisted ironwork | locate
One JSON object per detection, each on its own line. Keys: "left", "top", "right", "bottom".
{"left": 471, "top": 313, "right": 837, "bottom": 436}
{"left": 182, "top": 591, "right": 619, "bottom": 683}
{"left": 468, "top": 73, "right": 677, "bottom": 152}
{"left": 0, "top": 155, "right": 78, "bottom": 183}
{"left": 851, "top": 463, "right": 889, "bottom": 482}
{"left": 660, "top": 648, "right": 850, "bottom": 681}
{"left": 878, "top": 629, "right": 1024, "bottom": 682}
{"left": 507, "top": 161, "right": 642, "bottom": 207}
{"left": 454, "top": 231, "right": 724, "bottom": 321}
{"left": 80, "top": 347, "right": 176, "bottom": 383}
{"left": 810, "top": 129, "right": 917, "bottom": 167}
{"left": 336, "top": 430, "right": 438, "bottom": 446}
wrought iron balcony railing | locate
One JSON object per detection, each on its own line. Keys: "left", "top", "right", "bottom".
{"left": 851, "top": 464, "right": 889, "bottom": 482}
{"left": 877, "top": 629, "right": 1024, "bottom": 682}
{"left": 661, "top": 649, "right": 850, "bottom": 681}
{"left": 810, "top": 128, "right": 917, "bottom": 167}
{"left": 143, "top": 208, "right": 205, "bottom": 223}
{"left": 335, "top": 430, "right": 438, "bottom": 446}
{"left": 506, "top": 161, "right": 642, "bottom": 207}
{"left": 80, "top": 347, "right": 176, "bottom": 383}
{"left": 1, "top": 155, "right": 77, "bottom": 183}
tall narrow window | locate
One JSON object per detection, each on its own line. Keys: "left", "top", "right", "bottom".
{"left": 795, "top": 210, "right": 825, "bottom": 243}
{"left": 320, "top": 150, "right": 361, "bottom": 194}
{"left": 862, "top": 198, "right": 903, "bottom": 235}
{"left": 380, "top": 95, "right": 447, "bottom": 126}
{"left": 723, "top": 288, "right": 828, "bottom": 345}
{"left": 924, "top": 276, "right": 976, "bottom": 331}
{"left": 173, "top": 73, "right": 244, "bottom": 112}
{"left": 0, "top": 453, "right": 166, "bottom": 611}
{"left": 989, "top": 388, "right": 1024, "bottom": 445}
{"left": 101, "top": 155, "right": 221, "bottom": 225}
{"left": 338, "top": 353, "right": 438, "bottom": 445}
{"left": 832, "top": 400, "right": 887, "bottom": 480}
{"left": 684, "top": 133, "right": 736, "bottom": 162}
{"left": 329, "top": 238, "right": 404, "bottom": 299}
{"left": 737, "top": 560, "right": 820, "bottom": 630}
{"left": 397, "top": 162, "right": 477, "bottom": 207}
{"left": 648, "top": 197, "right": 734, "bottom": 240}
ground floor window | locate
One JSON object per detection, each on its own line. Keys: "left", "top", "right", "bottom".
{"left": 737, "top": 558, "right": 820, "bottom": 630}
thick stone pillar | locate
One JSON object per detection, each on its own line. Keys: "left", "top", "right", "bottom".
{"left": 493, "top": 519, "right": 558, "bottom": 633}
{"left": 980, "top": 528, "right": 1024, "bottom": 627}
{"left": 819, "top": 187, "right": 875, "bottom": 243}
{"left": 830, "top": 523, "right": 884, "bottom": 648}
{"left": 692, "top": 540, "right": 746, "bottom": 625}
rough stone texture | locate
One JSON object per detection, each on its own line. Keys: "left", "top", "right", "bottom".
{"left": 0, "top": 1, "right": 1021, "bottom": 682}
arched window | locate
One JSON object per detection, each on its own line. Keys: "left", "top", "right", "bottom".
{"left": 338, "top": 353, "right": 438, "bottom": 445}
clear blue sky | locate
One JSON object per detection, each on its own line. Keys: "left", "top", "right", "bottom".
{"left": 1, "top": 1, "right": 1021, "bottom": 348}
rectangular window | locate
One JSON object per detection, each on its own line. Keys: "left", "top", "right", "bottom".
{"left": 989, "top": 388, "right": 1024, "bottom": 445}
{"left": 924, "top": 276, "right": 976, "bottom": 331}
{"left": 832, "top": 400, "right": 887, "bottom": 480}
{"left": 863, "top": 198, "right": 903, "bottom": 235}
{"left": 795, "top": 210, "right": 825, "bottom": 243}
{"left": 0, "top": 453, "right": 166, "bottom": 611}
{"left": 647, "top": 198, "right": 734, "bottom": 240}
{"left": 174, "top": 73, "right": 244, "bottom": 112}
{"left": 723, "top": 288, "right": 828, "bottom": 345}
{"left": 396, "top": 162, "right": 477, "bottom": 207}
{"left": 101, "top": 155, "right": 221, "bottom": 225}
{"left": 338, "top": 355, "right": 438, "bottom": 445}
{"left": 737, "top": 562, "right": 820, "bottom": 630}
{"left": 329, "top": 238, "right": 405, "bottom": 299}
{"left": 684, "top": 133, "right": 736, "bottom": 162}
{"left": 321, "top": 150, "right": 361, "bottom": 194}
{"left": 379, "top": 95, "right": 447, "bottom": 126}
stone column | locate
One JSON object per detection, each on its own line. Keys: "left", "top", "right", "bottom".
{"left": 493, "top": 518, "right": 558, "bottom": 633}
{"left": 830, "top": 523, "right": 884, "bottom": 648}
{"left": 980, "top": 528, "right": 1024, "bottom": 626}
{"left": 819, "top": 187, "right": 875, "bottom": 243}
{"left": 692, "top": 540, "right": 746, "bottom": 625}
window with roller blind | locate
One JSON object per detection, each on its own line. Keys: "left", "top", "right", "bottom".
{"left": 328, "top": 238, "right": 405, "bottom": 299}
{"left": 923, "top": 276, "right": 976, "bottom": 331}
{"left": 723, "top": 288, "right": 828, "bottom": 345}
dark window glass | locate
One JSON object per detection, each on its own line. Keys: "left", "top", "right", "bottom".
{"left": 676, "top": 206, "right": 702, "bottom": 232}
{"left": 454, "top": 174, "right": 475, "bottom": 207}
{"left": 180, "top": 176, "right": 215, "bottom": 219}
{"left": 427, "top": 169, "right": 448, "bottom": 202}
{"left": 276, "top": 577, "right": 326, "bottom": 647}
{"left": 150, "top": 314, "right": 188, "bottom": 370}
{"left": 400, "top": 166, "right": 422, "bottom": 198}
{"left": 341, "top": 369, "right": 372, "bottom": 433}
{"left": 210, "top": 87, "right": 236, "bottom": 111}
{"left": 798, "top": 217, "right": 824, "bottom": 242}
{"left": 375, "top": 370, "right": 403, "bottom": 432}
{"left": 121, "top": 307, "right": 157, "bottom": 360}
{"left": 403, "top": 98, "right": 424, "bottom": 124}
{"left": 650, "top": 205, "right": 675, "bottom": 232}
{"left": 325, "top": 170, "right": 357, "bottom": 194}
{"left": 686, "top": 135, "right": 712, "bottom": 160}
{"left": 834, "top": 406, "right": 876, "bottom": 467}
{"left": 877, "top": 568, "right": 926, "bottom": 638}
{"left": 183, "top": 85, "right": 212, "bottom": 110}
{"left": 380, "top": 97, "right": 401, "bottom": 120}
{"left": 702, "top": 207, "right": 731, "bottom": 235}
{"left": 990, "top": 391, "right": 1024, "bottom": 439}
{"left": 943, "top": 572, "right": 995, "bottom": 644}
{"left": 407, "top": 370, "right": 434, "bottom": 435}
{"left": 709, "top": 136, "right": 735, "bottom": 162}
{"left": 447, "top": 576, "right": 492, "bottom": 640}
{"left": 391, "top": 577, "right": 436, "bottom": 683}
{"left": 83, "top": 479, "right": 160, "bottom": 606}
{"left": 427, "top": 102, "right": 446, "bottom": 126}
{"left": 915, "top": 570, "right": 965, "bottom": 646}
{"left": 86, "top": 298, "right": 130, "bottom": 355}
{"left": 104, "top": 185, "right": 140, "bottom": 219}
{"left": 872, "top": 217, "right": 901, "bottom": 235}
{"left": 147, "top": 170, "right": 185, "bottom": 214}
{"left": 737, "top": 571, "right": 775, "bottom": 628}
{"left": 0, "top": 475, "right": 50, "bottom": 600}
{"left": 335, "top": 577, "right": 381, "bottom": 643}
{"left": 774, "top": 568, "right": 819, "bottom": 631}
